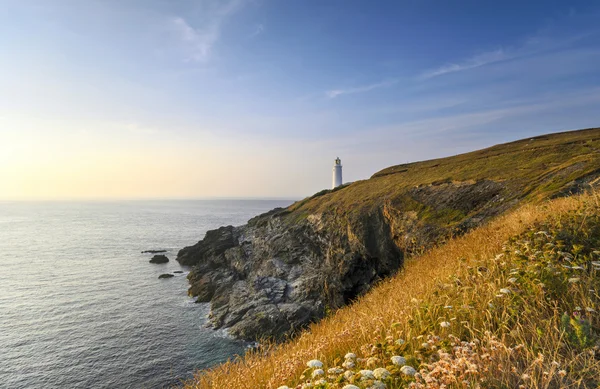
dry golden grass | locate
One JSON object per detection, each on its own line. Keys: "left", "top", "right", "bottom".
{"left": 183, "top": 193, "right": 599, "bottom": 389}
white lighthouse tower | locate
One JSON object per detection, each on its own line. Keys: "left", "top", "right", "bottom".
{"left": 332, "top": 157, "right": 343, "bottom": 189}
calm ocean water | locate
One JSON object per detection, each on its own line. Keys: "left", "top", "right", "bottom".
{"left": 0, "top": 199, "right": 294, "bottom": 389}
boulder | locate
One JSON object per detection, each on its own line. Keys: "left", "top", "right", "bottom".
{"left": 158, "top": 273, "right": 174, "bottom": 279}
{"left": 149, "top": 254, "right": 169, "bottom": 264}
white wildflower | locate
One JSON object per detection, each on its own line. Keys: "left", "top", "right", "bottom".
{"left": 359, "top": 369, "right": 375, "bottom": 379}
{"left": 440, "top": 321, "right": 451, "bottom": 328}
{"left": 312, "top": 369, "right": 324, "bottom": 378}
{"left": 342, "top": 385, "right": 360, "bottom": 389}
{"left": 277, "top": 386, "right": 290, "bottom": 389}
{"left": 444, "top": 305, "right": 453, "bottom": 309}
{"left": 499, "top": 288, "right": 511, "bottom": 294}
{"left": 395, "top": 338, "right": 405, "bottom": 345}
{"left": 521, "top": 373, "right": 531, "bottom": 380}
{"left": 344, "top": 352, "right": 357, "bottom": 360}
{"left": 373, "top": 367, "right": 390, "bottom": 380}
{"left": 568, "top": 277, "right": 580, "bottom": 283}
{"left": 391, "top": 355, "right": 406, "bottom": 366}
{"left": 507, "top": 277, "right": 517, "bottom": 283}
{"left": 315, "top": 379, "right": 327, "bottom": 385}
{"left": 344, "top": 370, "right": 355, "bottom": 380}
{"left": 368, "top": 381, "right": 386, "bottom": 389}
{"left": 400, "top": 365, "right": 417, "bottom": 376}
{"left": 328, "top": 367, "right": 344, "bottom": 375}
{"left": 586, "top": 307, "right": 596, "bottom": 313}
{"left": 307, "top": 359, "right": 323, "bottom": 368}
{"left": 571, "top": 265, "right": 585, "bottom": 270}
{"left": 342, "top": 360, "right": 355, "bottom": 369}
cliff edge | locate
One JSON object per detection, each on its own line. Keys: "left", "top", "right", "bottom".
{"left": 177, "top": 127, "right": 600, "bottom": 340}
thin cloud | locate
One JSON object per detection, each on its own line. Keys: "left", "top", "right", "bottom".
{"left": 168, "top": 0, "right": 246, "bottom": 62}
{"left": 421, "top": 48, "right": 508, "bottom": 79}
{"left": 420, "top": 29, "right": 598, "bottom": 80}
{"left": 326, "top": 79, "right": 398, "bottom": 99}
{"left": 249, "top": 23, "right": 265, "bottom": 38}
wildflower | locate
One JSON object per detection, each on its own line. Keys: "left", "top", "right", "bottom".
{"left": 369, "top": 381, "right": 386, "bottom": 389}
{"left": 440, "top": 321, "right": 451, "bottom": 328}
{"left": 307, "top": 359, "right": 323, "bottom": 368}
{"left": 558, "top": 370, "right": 567, "bottom": 377}
{"left": 571, "top": 265, "right": 585, "bottom": 270}
{"left": 277, "top": 386, "right": 290, "bottom": 389}
{"left": 344, "top": 370, "right": 354, "bottom": 380}
{"left": 444, "top": 305, "right": 453, "bottom": 309}
{"left": 312, "top": 369, "right": 324, "bottom": 378}
{"left": 366, "top": 357, "right": 379, "bottom": 367}
{"left": 373, "top": 367, "right": 391, "bottom": 380}
{"left": 359, "top": 370, "right": 375, "bottom": 379}
{"left": 342, "top": 385, "right": 360, "bottom": 389}
{"left": 507, "top": 277, "right": 517, "bottom": 283}
{"left": 586, "top": 307, "right": 596, "bottom": 313}
{"left": 521, "top": 373, "right": 531, "bottom": 380}
{"left": 345, "top": 352, "right": 357, "bottom": 360}
{"left": 315, "top": 379, "right": 327, "bottom": 385}
{"left": 568, "top": 277, "right": 580, "bottom": 283}
{"left": 342, "top": 360, "right": 355, "bottom": 369}
{"left": 499, "top": 288, "right": 511, "bottom": 294}
{"left": 395, "top": 338, "right": 405, "bottom": 345}
{"left": 391, "top": 355, "right": 406, "bottom": 366}
{"left": 400, "top": 365, "right": 417, "bottom": 376}
{"left": 328, "top": 367, "right": 344, "bottom": 375}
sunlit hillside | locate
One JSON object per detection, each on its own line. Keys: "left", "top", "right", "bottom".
{"left": 184, "top": 192, "right": 600, "bottom": 389}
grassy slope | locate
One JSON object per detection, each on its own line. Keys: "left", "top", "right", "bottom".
{"left": 182, "top": 128, "right": 600, "bottom": 389}
{"left": 290, "top": 127, "right": 600, "bottom": 221}
{"left": 184, "top": 192, "right": 600, "bottom": 389}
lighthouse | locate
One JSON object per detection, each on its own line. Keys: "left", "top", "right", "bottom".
{"left": 332, "top": 157, "right": 343, "bottom": 189}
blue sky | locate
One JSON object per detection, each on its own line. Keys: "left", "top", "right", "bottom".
{"left": 1, "top": 0, "right": 599, "bottom": 199}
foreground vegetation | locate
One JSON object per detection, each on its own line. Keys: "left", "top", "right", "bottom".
{"left": 183, "top": 192, "right": 600, "bottom": 388}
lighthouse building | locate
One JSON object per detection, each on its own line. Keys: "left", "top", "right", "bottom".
{"left": 332, "top": 157, "right": 343, "bottom": 189}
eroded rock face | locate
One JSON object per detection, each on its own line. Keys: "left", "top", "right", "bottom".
{"left": 177, "top": 207, "right": 404, "bottom": 341}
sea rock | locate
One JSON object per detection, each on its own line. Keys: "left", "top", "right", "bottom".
{"left": 142, "top": 249, "right": 167, "bottom": 254}
{"left": 173, "top": 271, "right": 184, "bottom": 274}
{"left": 149, "top": 254, "right": 169, "bottom": 264}
{"left": 158, "top": 273, "right": 174, "bottom": 279}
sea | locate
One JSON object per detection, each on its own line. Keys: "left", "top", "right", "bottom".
{"left": 0, "top": 199, "right": 294, "bottom": 389}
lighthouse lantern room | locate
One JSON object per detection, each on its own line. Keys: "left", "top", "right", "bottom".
{"left": 332, "top": 157, "right": 343, "bottom": 189}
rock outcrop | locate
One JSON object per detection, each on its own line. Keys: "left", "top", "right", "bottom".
{"left": 149, "top": 255, "right": 169, "bottom": 264}
{"left": 177, "top": 207, "right": 405, "bottom": 340}
{"left": 159, "top": 273, "right": 174, "bottom": 279}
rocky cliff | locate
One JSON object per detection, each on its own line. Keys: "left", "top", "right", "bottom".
{"left": 177, "top": 127, "right": 600, "bottom": 341}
